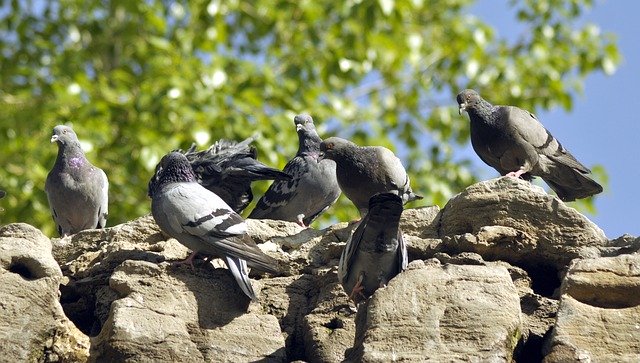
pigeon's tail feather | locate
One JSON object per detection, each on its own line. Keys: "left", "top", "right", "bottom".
{"left": 217, "top": 235, "right": 282, "bottom": 275}
{"left": 225, "top": 160, "right": 291, "bottom": 181}
{"left": 224, "top": 255, "right": 257, "bottom": 301}
{"left": 543, "top": 168, "right": 603, "bottom": 202}
{"left": 403, "top": 190, "right": 423, "bottom": 204}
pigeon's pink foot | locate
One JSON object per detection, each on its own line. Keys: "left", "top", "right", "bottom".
{"left": 506, "top": 170, "right": 526, "bottom": 179}
{"left": 349, "top": 275, "right": 367, "bottom": 302}
{"left": 296, "top": 214, "right": 307, "bottom": 228}
{"left": 173, "top": 251, "right": 198, "bottom": 271}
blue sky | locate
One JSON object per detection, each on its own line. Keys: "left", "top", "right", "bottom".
{"left": 469, "top": 0, "right": 638, "bottom": 238}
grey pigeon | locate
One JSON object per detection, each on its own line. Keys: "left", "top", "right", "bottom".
{"left": 45, "top": 125, "right": 109, "bottom": 237}
{"left": 249, "top": 114, "right": 341, "bottom": 227}
{"left": 319, "top": 137, "right": 422, "bottom": 215}
{"left": 457, "top": 89, "right": 603, "bottom": 201}
{"left": 148, "top": 136, "right": 291, "bottom": 213}
{"left": 338, "top": 192, "right": 407, "bottom": 303}
{"left": 148, "top": 152, "right": 279, "bottom": 301}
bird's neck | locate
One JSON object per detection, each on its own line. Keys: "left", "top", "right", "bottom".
{"left": 469, "top": 99, "right": 499, "bottom": 125}
{"left": 298, "top": 131, "right": 322, "bottom": 154}
{"left": 57, "top": 143, "right": 88, "bottom": 167}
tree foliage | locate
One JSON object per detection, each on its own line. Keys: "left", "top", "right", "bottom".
{"left": 0, "top": 0, "right": 620, "bottom": 235}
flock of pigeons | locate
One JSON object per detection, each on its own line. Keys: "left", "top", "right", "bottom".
{"left": 37, "top": 90, "right": 602, "bottom": 302}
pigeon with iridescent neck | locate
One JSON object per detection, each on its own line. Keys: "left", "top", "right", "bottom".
{"left": 45, "top": 125, "right": 109, "bottom": 236}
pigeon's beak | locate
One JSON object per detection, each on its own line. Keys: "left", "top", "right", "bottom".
{"left": 458, "top": 103, "right": 467, "bottom": 115}
{"left": 50, "top": 135, "right": 59, "bottom": 143}
{"left": 317, "top": 151, "right": 325, "bottom": 162}
{"left": 296, "top": 124, "right": 303, "bottom": 132}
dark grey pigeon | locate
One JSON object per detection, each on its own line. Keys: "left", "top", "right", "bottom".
{"left": 45, "top": 125, "right": 109, "bottom": 237}
{"left": 319, "top": 137, "right": 422, "bottom": 215}
{"left": 148, "top": 152, "right": 279, "bottom": 301}
{"left": 338, "top": 192, "right": 407, "bottom": 303}
{"left": 457, "top": 89, "right": 603, "bottom": 201}
{"left": 249, "top": 114, "right": 341, "bottom": 227}
{"left": 148, "top": 136, "right": 291, "bottom": 213}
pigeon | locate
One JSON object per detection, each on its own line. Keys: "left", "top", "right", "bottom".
{"left": 338, "top": 192, "right": 407, "bottom": 303}
{"left": 45, "top": 125, "right": 109, "bottom": 237}
{"left": 319, "top": 137, "right": 422, "bottom": 215}
{"left": 457, "top": 89, "right": 603, "bottom": 201}
{"left": 148, "top": 151, "right": 280, "bottom": 301}
{"left": 249, "top": 114, "right": 341, "bottom": 227}
{"left": 148, "top": 136, "right": 291, "bottom": 213}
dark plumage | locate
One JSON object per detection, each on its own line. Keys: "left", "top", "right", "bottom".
{"left": 149, "top": 152, "right": 279, "bottom": 301}
{"left": 148, "top": 136, "right": 291, "bottom": 213}
{"left": 45, "top": 125, "right": 109, "bottom": 236}
{"left": 319, "top": 137, "right": 422, "bottom": 215}
{"left": 338, "top": 192, "right": 407, "bottom": 303}
{"left": 457, "top": 89, "right": 602, "bottom": 201}
{"left": 249, "top": 114, "right": 340, "bottom": 227}
{"left": 0, "top": 190, "right": 5, "bottom": 199}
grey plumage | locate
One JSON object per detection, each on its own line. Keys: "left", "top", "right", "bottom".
{"left": 149, "top": 152, "right": 279, "bottom": 301}
{"left": 148, "top": 136, "right": 291, "bottom": 213}
{"left": 319, "top": 137, "right": 422, "bottom": 215}
{"left": 457, "top": 89, "right": 603, "bottom": 201}
{"left": 45, "top": 125, "right": 109, "bottom": 237}
{"left": 249, "top": 114, "right": 340, "bottom": 226}
{"left": 338, "top": 192, "right": 407, "bottom": 303}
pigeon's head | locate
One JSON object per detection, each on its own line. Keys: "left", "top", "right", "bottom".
{"left": 148, "top": 152, "right": 196, "bottom": 197}
{"left": 456, "top": 89, "right": 482, "bottom": 115}
{"left": 319, "top": 137, "right": 353, "bottom": 161}
{"left": 294, "top": 114, "right": 315, "bottom": 132}
{"left": 50, "top": 125, "right": 79, "bottom": 145}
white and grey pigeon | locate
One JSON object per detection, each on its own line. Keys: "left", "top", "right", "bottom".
{"left": 457, "top": 89, "right": 603, "bottom": 201}
{"left": 148, "top": 152, "right": 279, "bottom": 301}
{"left": 319, "top": 137, "right": 422, "bottom": 216}
{"left": 148, "top": 136, "right": 291, "bottom": 213}
{"left": 338, "top": 192, "right": 407, "bottom": 303}
{"left": 249, "top": 114, "right": 341, "bottom": 227}
{"left": 45, "top": 125, "right": 109, "bottom": 237}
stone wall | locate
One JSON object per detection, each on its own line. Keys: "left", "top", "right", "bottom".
{"left": 1, "top": 177, "right": 638, "bottom": 362}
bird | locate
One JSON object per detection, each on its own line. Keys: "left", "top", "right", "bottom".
{"left": 148, "top": 151, "right": 280, "bottom": 301}
{"left": 148, "top": 136, "right": 291, "bottom": 213}
{"left": 456, "top": 89, "right": 603, "bottom": 201}
{"left": 319, "top": 136, "right": 422, "bottom": 215}
{"left": 249, "top": 114, "right": 341, "bottom": 227}
{"left": 45, "top": 125, "right": 109, "bottom": 237}
{"left": 338, "top": 192, "right": 407, "bottom": 303}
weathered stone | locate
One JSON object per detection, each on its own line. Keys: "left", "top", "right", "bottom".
{"left": 350, "top": 261, "right": 522, "bottom": 362}
{"left": 0, "top": 223, "right": 89, "bottom": 362}
{"left": 543, "top": 255, "right": 640, "bottom": 362}
{"left": 400, "top": 205, "right": 441, "bottom": 238}
{"left": 91, "top": 260, "right": 286, "bottom": 362}
{"left": 439, "top": 177, "right": 607, "bottom": 270}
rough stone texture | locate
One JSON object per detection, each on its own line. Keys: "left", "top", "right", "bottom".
{"left": 91, "top": 260, "right": 286, "bottom": 362}
{"left": 544, "top": 255, "right": 640, "bottom": 362}
{"left": 2, "top": 178, "right": 640, "bottom": 362}
{"left": 0, "top": 223, "right": 89, "bottom": 362}
{"left": 349, "top": 260, "right": 522, "bottom": 362}
{"left": 439, "top": 177, "right": 607, "bottom": 270}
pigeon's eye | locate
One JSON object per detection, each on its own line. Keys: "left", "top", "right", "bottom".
{"left": 326, "top": 143, "right": 334, "bottom": 150}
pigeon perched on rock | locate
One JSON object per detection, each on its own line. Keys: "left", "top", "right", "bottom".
{"left": 319, "top": 137, "right": 422, "bottom": 215}
{"left": 457, "top": 89, "right": 603, "bottom": 201}
{"left": 45, "top": 125, "right": 109, "bottom": 237}
{"left": 148, "top": 136, "right": 291, "bottom": 213}
{"left": 338, "top": 192, "right": 407, "bottom": 303}
{"left": 148, "top": 152, "right": 279, "bottom": 301}
{"left": 249, "top": 114, "right": 340, "bottom": 227}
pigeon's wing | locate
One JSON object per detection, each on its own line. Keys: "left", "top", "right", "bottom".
{"left": 376, "top": 147, "right": 422, "bottom": 202}
{"left": 96, "top": 168, "right": 109, "bottom": 228}
{"left": 337, "top": 217, "right": 367, "bottom": 284}
{"left": 249, "top": 156, "right": 306, "bottom": 219}
{"left": 397, "top": 230, "right": 408, "bottom": 273}
{"left": 159, "top": 183, "right": 247, "bottom": 241}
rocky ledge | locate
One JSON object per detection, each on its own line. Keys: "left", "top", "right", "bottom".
{"left": 1, "top": 177, "right": 638, "bottom": 362}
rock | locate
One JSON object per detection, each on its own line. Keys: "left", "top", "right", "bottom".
{"left": 91, "top": 260, "right": 286, "bottom": 362}
{"left": 399, "top": 205, "right": 441, "bottom": 238}
{"left": 350, "top": 261, "right": 522, "bottom": 362}
{"left": 0, "top": 223, "right": 90, "bottom": 362}
{"left": 543, "top": 255, "right": 640, "bottom": 362}
{"left": 439, "top": 177, "right": 608, "bottom": 270}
